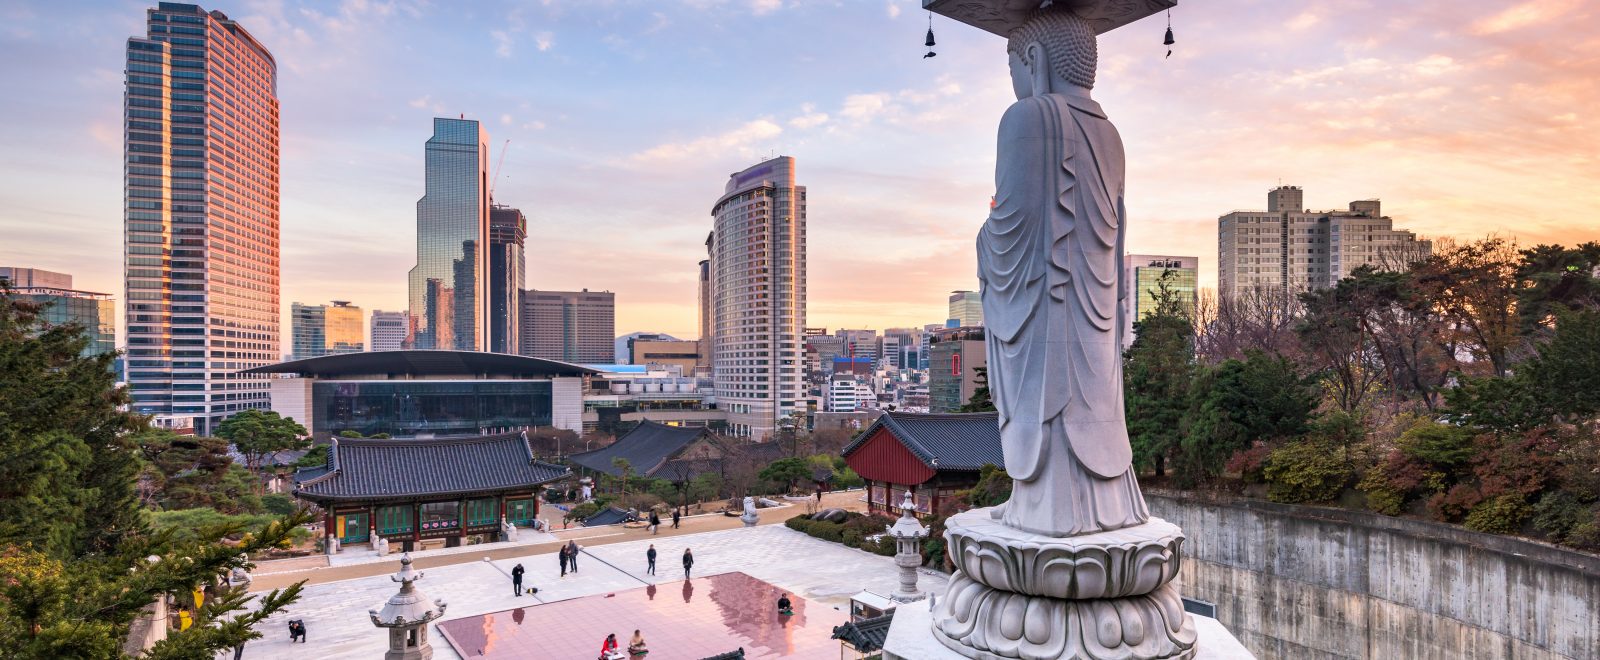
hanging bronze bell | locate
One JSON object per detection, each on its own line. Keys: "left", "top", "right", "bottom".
{"left": 925, "top": 27, "right": 936, "bottom": 48}
{"left": 1163, "top": 26, "right": 1174, "bottom": 46}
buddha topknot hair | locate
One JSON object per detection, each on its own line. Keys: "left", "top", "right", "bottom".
{"left": 1007, "top": 7, "right": 1097, "bottom": 90}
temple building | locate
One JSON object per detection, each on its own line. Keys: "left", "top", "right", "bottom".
{"left": 841, "top": 411, "right": 1002, "bottom": 517}
{"left": 568, "top": 420, "right": 784, "bottom": 495}
{"left": 293, "top": 432, "right": 569, "bottom": 553}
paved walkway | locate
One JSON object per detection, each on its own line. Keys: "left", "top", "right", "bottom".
{"left": 247, "top": 491, "right": 863, "bottom": 593}
{"left": 242, "top": 519, "right": 947, "bottom": 660}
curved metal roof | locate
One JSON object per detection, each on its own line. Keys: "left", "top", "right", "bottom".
{"left": 243, "top": 350, "right": 597, "bottom": 378}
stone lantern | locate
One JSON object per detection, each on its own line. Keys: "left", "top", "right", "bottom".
{"left": 369, "top": 553, "right": 447, "bottom": 660}
{"left": 885, "top": 491, "right": 929, "bottom": 603}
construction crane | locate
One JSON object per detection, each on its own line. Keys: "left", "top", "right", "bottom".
{"left": 490, "top": 138, "right": 510, "bottom": 200}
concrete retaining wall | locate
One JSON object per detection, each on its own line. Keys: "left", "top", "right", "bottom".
{"left": 1146, "top": 492, "right": 1600, "bottom": 660}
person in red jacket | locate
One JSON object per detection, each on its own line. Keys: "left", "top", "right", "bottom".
{"left": 599, "top": 633, "right": 620, "bottom": 658}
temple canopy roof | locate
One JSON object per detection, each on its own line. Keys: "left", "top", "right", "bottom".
{"left": 832, "top": 610, "right": 896, "bottom": 652}
{"left": 842, "top": 411, "right": 1003, "bottom": 472}
{"left": 569, "top": 420, "right": 712, "bottom": 478}
{"left": 242, "top": 349, "right": 597, "bottom": 378}
{"left": 294, "top": 432, "right": 570, "bottom": 504}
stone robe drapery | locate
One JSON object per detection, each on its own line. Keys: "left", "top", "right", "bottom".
{"left": 977, "top": 92, "right": 1148, "bottom": 537}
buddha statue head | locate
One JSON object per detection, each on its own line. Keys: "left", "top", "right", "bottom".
{"left": 1007, "top": 8, "right": 1098, "bottom": 99}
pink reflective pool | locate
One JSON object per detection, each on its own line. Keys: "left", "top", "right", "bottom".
{"left": 437, "top": 572, "right": 851, "bottom": 659}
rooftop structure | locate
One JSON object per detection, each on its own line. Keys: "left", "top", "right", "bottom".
{"left": 246, "top": 350, "right": 594, "bottom": 438}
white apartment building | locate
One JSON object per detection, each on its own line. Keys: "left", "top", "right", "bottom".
{"left": 1219, "top": 186, "right": 1431, "bottom": 296}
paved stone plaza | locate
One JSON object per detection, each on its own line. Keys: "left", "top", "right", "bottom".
{"left": 243, "top": 523, "right": 949, "bottom": 659}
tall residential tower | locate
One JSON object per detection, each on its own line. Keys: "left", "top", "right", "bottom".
{"left": 407, "top": 117, "right": 491, "bottom": 351}
{"left": 122, "top": 2, "right": 279, "bottom": 434}
{"left": 709, "top": 157, "right": 807, "bottom": 441}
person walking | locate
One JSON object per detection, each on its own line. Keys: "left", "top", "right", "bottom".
{"left": 682, "top": 547, "right": 694, "bottom": 579}
{"left": 671, "top": 508, "right": 681, "bottom": 529}
{"left": 559, "top": 544, "right": 570, "bottom": 577}
{"left": 646, "top": 544, "right": 657, "bottom": 575}
{"left": 648, "top": 510, "right": 661, "bottom": 535}
{"left": 567, "top": 540, "right": 581, "bottom": 573}
{"left": 511, "top": 563, "right": 525, "bottom": 596}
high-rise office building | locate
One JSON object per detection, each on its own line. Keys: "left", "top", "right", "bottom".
{"left": 2, "top": 267, "right": 115, "bottom": 357}
{"left": 408, "top": 117, "right": 491, "bottom": 351}
{"left": 290, "top": 301, "right": 363, "bottom": 360}
{"left": 488, "top": 204, "right": 526, "bottom": 353}
{"left": 369, "top": 309, "right": 407, "bottom": 352}
{"left": 709, "top": 156, "right": 807, "bottom": 440}
{"left": 697, "top": 250, "right": 712, "bottom": 373}
{"left": 1219, "top": 186, "right": 1432, "bottom": 296}
{"left": 927, "top": 326, "right": 986, "bottom": 413}
{"left": 519, "top": 289, "right": 615, "bottom": 363}
{"left": 948, "top": 290, "right": 983, "bottom": 327}
{"left": 122, "top": 3, "right": 279, "bottom": 434}
{"left": 1122, "top": 255, "right": 1198, "bottom": 348}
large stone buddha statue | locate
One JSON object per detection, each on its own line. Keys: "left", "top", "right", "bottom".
{"left": 921, "top": 4, "right": 1198, "bottom": 658}
{"left": 980, "top": 6, "right": 1147, "bottom": 538}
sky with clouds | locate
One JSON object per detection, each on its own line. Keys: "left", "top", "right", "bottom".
{"left": 0, "top": 0, "right": 1596, "bottom": 346}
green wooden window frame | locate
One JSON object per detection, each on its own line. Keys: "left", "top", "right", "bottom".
{"left": 465, "top": 498, "right": 498, "bottom": 527}
{"left": 505, "top": 498, "right": 536, "bottom": 526}
{"left": 376, "top": 505, "right": 413, "bottom": 535}
{"left": 338, "top": 512, "right": 369, "bottom": 543}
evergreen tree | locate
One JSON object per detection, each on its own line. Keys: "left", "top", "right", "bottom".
{"left": 960, "top": 366, "right": 996, "bottom": 412}
{"left": 1123, "top": 270, "right": 1194, "bottom": 477}
{"left": 1177, "top": 351, "right": 1318, "bottom": 487}
{"left": 213, "top": 408, "right": 309, "bottom": 477}
{"left": 0, "top": 289, "right": 145, "bottom": 558}
{"left": 0, "top": 288, "right": 311, "bottom": 658}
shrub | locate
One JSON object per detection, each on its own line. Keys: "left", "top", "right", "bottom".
{"left": 1531, "top": 491, "right": 1589, "bottom": 543}
{"left": 261, "top": 493, "right": 297, "bottom": 516}
{"left": 1427, "top": 484, "right": 1483, "bottom": 522}
{"left": 1262, "top": 441, "right": 1353, "bottom": 504}
{"left": 565, "top": 502, "right": 601, "bottom": 522}
{"left": 1225, "top": 443, "right": 1272, "bottom": 484}
{"left": 1397, "top": 420, "right": 1476, "bottom": 468}
{"left": 1464, "top": 494, "right": 1530, "bottom": 534}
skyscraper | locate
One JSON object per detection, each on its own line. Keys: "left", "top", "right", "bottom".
{"left": 1121, "top": 255, "right": 1198, "bottom": 348}
{"left": 948, "top": 290, "right": 983, "bottom": 327}
{"left": 290, "top": 301, "right": 364, "bottom": 360}
{"left": 1218, "top": 186, "right": 1431, "bottom": 296}
{"left": 122, "top": 3, "right": 279, "bottom": 434}
{"left": 697, "top": 251, "right": 712, "bottom": 374}
{"left": 709, "top": 157, "right": 807, "bottom": 440}
{"left": 408, "top": 118, "right": 490, "bottom": 351}
{"left": 369, "top": 309, "right": 407, "bottom": 352}
{"left": 488, "top": 204, "right": 526, "bottom": 353}
{"left": 519, "top": 289, "right": 615, "bottom": 363}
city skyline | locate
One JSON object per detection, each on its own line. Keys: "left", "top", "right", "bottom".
{"left": 2, "top": 0, "right": 1597, "bottom": 346}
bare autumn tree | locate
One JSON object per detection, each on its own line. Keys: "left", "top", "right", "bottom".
{"left": 1195, "top": 284, "right": 1304, "bottom": 365}
{"left": 1428, "top": 236, "right": 1522, "bottom": 378}
{"left": 1297, "top": 275, "right": 1386, "bottom": 414}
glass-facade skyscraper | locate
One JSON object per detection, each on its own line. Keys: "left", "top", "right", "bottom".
{"left": 1, "top": 267, "right": 116, "bottom": 358}
{"left": 709, "top": 157, "right": 807, "bottom": 441}
{"left": 291, "top": 301, "right": 364, "bottom": 360}
{"left": 408, "top": 118, "right": 491, "bottom": 351}
{"left": 488, "top": 204, "right": 526, "bottom": 354}
{"left": 122, "top": 3, "right": 279, "bottom": 434}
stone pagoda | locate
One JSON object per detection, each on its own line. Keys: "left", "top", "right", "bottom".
{"left": 885, "top": 491, "right": 930, "bottom": 603}
{"left": 369, "top": 553, "right": 448, "bottom": 660}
